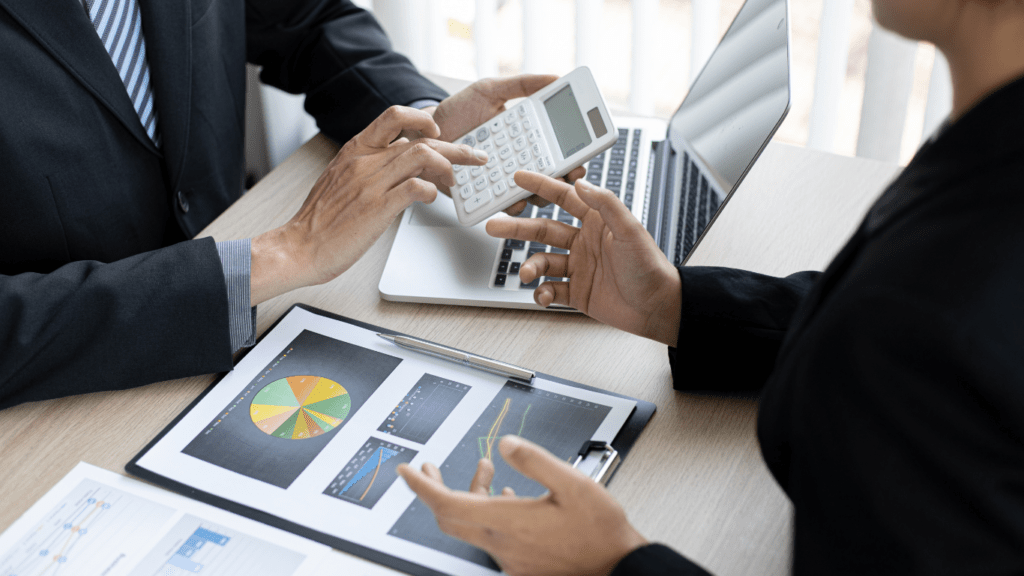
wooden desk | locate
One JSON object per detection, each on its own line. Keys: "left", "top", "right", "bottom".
{"left": 0, "top": 78, "right": 900, "bottom": 575}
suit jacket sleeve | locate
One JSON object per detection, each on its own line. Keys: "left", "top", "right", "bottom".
{"left": 245, "top": 0, "right": 449, "bottom": 145}
{"left": 611, "top": 544, "right": 713, "bottom": 576}
{"left": 669, "top": 266, "right": 820, "bottom": 394}
{"left": 0, "top": 239, "right": 234, "bottom": 410}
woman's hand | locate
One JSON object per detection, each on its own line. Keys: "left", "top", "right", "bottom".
{"left": 397, "top": 435, "right": 648, "bottom": 576}
{"left": 486, "top": 173, "right": 682, "bottom": 347}
{"left": 250, "top": 106, "right": 487, "bottom": 305}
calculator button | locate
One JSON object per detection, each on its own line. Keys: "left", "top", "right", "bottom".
{"left": 523, "top": 162, "right": 537, "bottom": 173}
{"left": 511, "top": 122, "right": 523, "bottom": 137}
{"left": 536, "top": 156, "right": 548, "bottom": 171}
{"left": 456, "top": 170, "right": 471, "bottom": 185}
{"left": 486, "top": 155, "right": 499, "bottom": 168}
{"left": 503, "top": 159, "right": 518, "bottom": 173}
{"left": 542, "top": 156, "right": 553, "bottom": 169}
{"left": 458, "top": 184, "right": 474, "bottom": 199}
{"left": 498, "top": 145, "right": 513, "bottom": 160}
{"left": 494, "top": 274, "right": 507, "bottom": 287}
{"left": 513, "top": 136, "right": 527, "bottom": 151}
{"left": 507, "top": 175, "right": 519, "bottom": 189}
{"left": 531, "top": 143, "right": 545, "bottom": 157}
{"left": 480, "top": 142, "right": 494, "bottom": 153}
{"left": 517, "top": 103, "right": 528, "bottom": 117}
{"left": 489, "top": 119, "right": 503, "bottom": 133}
{"left": 523, "top": 118, "right": 533, "bottom": 130}
{"left": 475, "top": 127, "right": 490, "bottom": 142}
{"left": 498, "top": 261, "right": 509, "bottom": 274}
{"left": 503, "top": 111, "right": 517, "bottom": 125}
{"left": 493, "top": 180, "right": 508, "bottom": 196}
{"left": 461, "top": 134, "right": 475, "bottom": 147}
{"left": 488, "top": 168, "right": 503, "bottom": 182}
{"left": 527, "top": 130, "right": 539, "bottom": 144}
{"left": 518, "top": 150, "right": 532, "bottom": 165}
{"left": 474, "top": 176, "right": 488, "bottom": 190}
{"left": 494, "top": 133, "right": 509, "bottom": 146}
{"left": 471, "top": 166, "right": 484, "bottom": 177}
{"left": 464, "top": 191, "right": 492, "bottom": 214}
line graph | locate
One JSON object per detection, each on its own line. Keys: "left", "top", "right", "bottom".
{"left": 0, "top": 480, "right": 174, "bottom": 576}
{"left": 389, "top": 381, "right": 612, "bottom": 568}
{"left": 324, "top": 438, "right": 416, "bottom": 509}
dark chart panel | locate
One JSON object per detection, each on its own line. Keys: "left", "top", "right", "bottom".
{"left": 323, "top": 438, "right": 417, "bottom": 509}
{"left": 377, "top": 374, "right": 471, "bottom": 444}
{"left": 389, "top": 382, "right": 612, "bottom": 568}
{"left": 182, "top": 330, "right": 403, "bottom": 489}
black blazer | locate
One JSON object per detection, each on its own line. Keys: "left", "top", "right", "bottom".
{"left": 0, "top": 0, "right": 446, "bottom": 408}
{"left": 614, "top": 74, "right": 1024, "bottom": 574}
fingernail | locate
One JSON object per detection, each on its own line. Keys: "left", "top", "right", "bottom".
{"left": 501, "top": 435, "right": 523, "bottom": 449}
{"left": 474, "top": 150, "right": 489, "bottom": 162}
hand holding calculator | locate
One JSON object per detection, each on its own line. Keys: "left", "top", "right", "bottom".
{"left": 450, "top": 67, "right": 617, "bottom": 226}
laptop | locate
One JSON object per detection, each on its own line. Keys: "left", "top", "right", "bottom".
{"left": 380, "top": 0, "right": 791, "bottom": 310}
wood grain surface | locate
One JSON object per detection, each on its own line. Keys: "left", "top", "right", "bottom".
{"left": 0, "top": 75, "right": 900, "bottom": 576}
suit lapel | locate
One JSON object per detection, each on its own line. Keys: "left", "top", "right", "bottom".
{"left": 0, "top": 0, "right": 158, "bottom": 154}
{"left": 137, "top": 0, "right": 190, "bottom": 192}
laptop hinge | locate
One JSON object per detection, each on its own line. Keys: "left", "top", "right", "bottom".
{"left": 645, "top": 139, "right": 674, "bottom": 252}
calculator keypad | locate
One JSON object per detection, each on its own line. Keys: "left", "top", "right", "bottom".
{"left": 453, "top": 101, "right": 555, "bottom": 217}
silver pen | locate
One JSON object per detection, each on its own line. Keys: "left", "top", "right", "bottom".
{"left": 377, "top": 333, "right": 535, "bottom": 385}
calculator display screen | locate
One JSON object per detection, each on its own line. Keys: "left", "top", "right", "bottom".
{"left": 544, "top": 85, "right": 593, "bottom": 158}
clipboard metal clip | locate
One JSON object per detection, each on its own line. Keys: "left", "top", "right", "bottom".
{"left": 572, "top": 440, "right": 620, "bottom": 485}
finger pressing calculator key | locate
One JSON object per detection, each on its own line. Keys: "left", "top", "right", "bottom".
{"left": 450, "top": 66, "right": 616, "bottom": 226}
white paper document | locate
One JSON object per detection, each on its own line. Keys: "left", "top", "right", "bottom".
{"left": 0, "top": 462, "right": 398, "bottom": 576}
{"left": 132, "top": 306, "right": 637, "bottom": 576}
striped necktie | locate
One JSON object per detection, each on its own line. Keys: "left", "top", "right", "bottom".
{"left": 84, "top": 0, "right": 161, "bottom": 145}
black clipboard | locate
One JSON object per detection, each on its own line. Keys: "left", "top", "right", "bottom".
{"left": 127, "top": 303, "right": 656, "bottom": 576}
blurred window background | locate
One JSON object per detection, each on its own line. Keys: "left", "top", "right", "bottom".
{"left": 246, "top": 0, "right": 949, "bottom": 186}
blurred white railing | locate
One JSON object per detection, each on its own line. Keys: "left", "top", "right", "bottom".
{"left": 371, "top": 0, "right": 953, "bottom": 163}
{"left": 251, "top": 0, "right": 954, "bottom": 177}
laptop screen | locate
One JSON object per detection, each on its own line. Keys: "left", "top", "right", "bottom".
{"left": 668, "top": 0, "right": 790, "bottom": 193}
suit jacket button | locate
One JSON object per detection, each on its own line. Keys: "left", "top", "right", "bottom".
{"left": 177, "top": 190, "right": 190, "bottom": 213}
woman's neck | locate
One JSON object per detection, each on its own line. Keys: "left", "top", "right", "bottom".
{"left": 939, "top": 4, "right": 1024, "bottom": 120}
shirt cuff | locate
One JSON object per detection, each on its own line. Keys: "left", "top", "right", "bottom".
{"left": 407, "top": 99, "right": 440, "bottom": 110}
{"left": 215, "top": 239, "right": 257, "bottom": 352}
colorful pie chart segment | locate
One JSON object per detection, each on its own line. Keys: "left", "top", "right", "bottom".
{"left": 250, "top": 376, "right": 351, "bottom": 439}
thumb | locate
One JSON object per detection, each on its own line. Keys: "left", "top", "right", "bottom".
{"left": 485, "top": 74, "right": 559, "bottom": 101}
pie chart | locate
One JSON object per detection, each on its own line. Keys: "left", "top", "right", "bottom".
{"left": 250, "top": 376, "right": 351, "bottom": 439}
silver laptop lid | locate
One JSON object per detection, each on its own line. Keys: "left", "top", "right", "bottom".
{"left": 648, "top": 0, "right": 791, "bottom": 264}
{"left": 670, "top": 0, "right": 790, "bottom": 191}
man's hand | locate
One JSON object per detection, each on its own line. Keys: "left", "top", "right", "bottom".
{"left": 397, "top": 436, "right": 648, "bottom": 576}
{"left": 250, "top": 106, "right": 487, "bottom": 305}
{"left": 423, "top": 74, "right": 586, "bottom": 215}
{"left": 486, "top": 173, "right": 682, "bottom": 347}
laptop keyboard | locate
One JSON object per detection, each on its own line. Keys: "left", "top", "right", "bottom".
{"left": 492, "top": 127, "right": 644, "bottom": 289}
{"left": 673, "top": 152, "right": 721, "bottom": 265}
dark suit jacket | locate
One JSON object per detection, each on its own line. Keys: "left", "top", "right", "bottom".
{"left": 0, "top": 0, "right": 446, "bottom": 409}
{"left": 614, "top": 74, "right": 1024, "bottom": 574}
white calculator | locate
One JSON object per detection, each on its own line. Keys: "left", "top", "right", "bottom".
{"left": 450, "top": 66, "right": 617, "bottom": 226}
